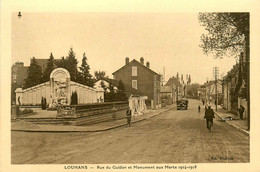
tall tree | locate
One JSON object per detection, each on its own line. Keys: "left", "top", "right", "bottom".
{"left": 94, "top": 71, "right": 108, "bottom": 81}
{"left": 79, "top": 53, "right": 94, "bottom": 87}
{"left": 43, "top": 53, "right": 55, "bottom": 82}
{"left": 55, "top": 56, "right": 66, "bottom": 68}
{"left": 65, "top": 48, "right": 78, "bottom": 81}
{"left": 24, "top": 57, "right": 43, "bottom": 88}
{"left": 198, "top": 13, "right": 249, "bottom": 59}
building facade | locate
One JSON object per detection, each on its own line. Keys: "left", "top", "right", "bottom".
{"left": 205, "top": 80, "right": 223, "bottom": 105}
{"left": 112, "top": 57, "right": 161, "bottom": 107}
{"left": 222, "top": 62, "right": 248, "bottom": 118}
{"left": 164, "top": 76, "right": 183, "bottom": 102}
{"left": 222, "top": 69, "right": 239, "bottom": 111}
{"left": 11, "top": 62, "right": 29, "bottom": 87}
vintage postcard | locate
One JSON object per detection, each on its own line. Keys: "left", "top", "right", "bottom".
{"left": 1, "top": 0, "right": 260, "bottom": 172}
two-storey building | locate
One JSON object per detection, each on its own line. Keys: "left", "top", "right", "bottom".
{"left": 112, "top": 57, "right": 161, "bottom": 107}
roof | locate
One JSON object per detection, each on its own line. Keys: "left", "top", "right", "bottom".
{"left": 101, "top": 77, "right": 120, "bottom": 87}
{"left": 165, "top": 77, "right": 182, "bottom": 87}
{"left": 222, "top": 64, "right": 239, "bottom": 85}
{"left": 204, "top": 79, "right": 222, "bottom": 86}
{"left": 160, "top": 86, "right": 172, "bottom": 93}
{"left": 112, "top": 59, "right": 160, "bottom": 76}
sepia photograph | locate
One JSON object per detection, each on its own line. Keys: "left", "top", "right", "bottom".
{"left": 10, "top": 11, "right": 250, "bottom": 164}
{"left": 1, "top": 0, "right": 260, "bottom": 171}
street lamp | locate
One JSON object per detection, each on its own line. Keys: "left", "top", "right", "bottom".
{"left": 18, "top": 12, "right": 22, "bottom": 19}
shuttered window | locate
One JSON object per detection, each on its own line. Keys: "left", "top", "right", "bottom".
{"left": 132, "top": 80, "right": 137, "bottom": 89}
{"left": 132, "top": 66, "right": 137, "bottom": 76}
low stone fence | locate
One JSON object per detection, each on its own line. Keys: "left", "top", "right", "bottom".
{"left": 56, "top": 101, "right": 128, "bottom": 125}
{"left": 72, "top": 101, "right": 127, "bottom": 112}
{"left": 18, "top": 105, "right": 41, "bottom": 108}
{"left": 57, "top": 101, "right": 128, "bottom": 120}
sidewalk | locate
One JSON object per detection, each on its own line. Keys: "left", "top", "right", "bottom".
{"left": 213, "top": 107, "right": 249, "bottom": 136}
{"left": 11, "top": 104, "right": 176, "bottom": 132}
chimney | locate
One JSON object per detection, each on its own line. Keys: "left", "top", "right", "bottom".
{"left": 125, "top": 57, "right": 129, "bottom": 65}
{"left": 146, "top": 61, "right": 150, "bottom": 68}
{"left": 140, "top": 57, "right": 144, "bottom": 65}
{"left": 15, "top": 62, "right": 24, "bottom": 67}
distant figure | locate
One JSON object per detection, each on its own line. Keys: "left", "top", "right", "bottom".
{"left": 202, "top": 100, "right": 205, "bottom": 105}
{"left": 126, "top": 107, "right": 132, "bottom": 127}
{"left": 204, "top": 106, "right": 215, "bottom": 131}
{"left": 238, "top": 105, "right": 245, "bottom": 120}
{"left": 198, "top": 105, "right": 201, "bottom": 113}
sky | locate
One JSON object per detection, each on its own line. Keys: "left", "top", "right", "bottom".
{"left": 12, "top": 12, "right": 237, "bottom": 84}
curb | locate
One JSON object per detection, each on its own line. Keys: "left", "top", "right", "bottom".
{"left": 11, "top": 106, "right": 175, "bottom": 133}
{"left": 214, "top": 111, "right": 249, "bottom": 137}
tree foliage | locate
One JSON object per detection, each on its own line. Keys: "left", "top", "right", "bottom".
{"left": 116, "top": 80, "right": 127, "bottom": 101}
{"left": 78, "top": 53, "right": 94, "bottom": 87}
{"left": 187, "top": 75, "right": 191, "bottom": 85}
{"left": 94, "top": 71, "right": 108, "bottom": 81}
{"left": 43, "top": 53, "right": 55, "bottom": 82}
{"left": 186, "top": 83, "right": 200, "bottom": 99}
{"left": 20, "top": 48, "right": 96, "bottom": 91}
{"left": 24, "top": 57, "right": 43, "bottom": 88}
{"left": 198, "top": 12, "right": 249, "bottom": 59}
{"left": 55, "top": 56, "right": 66, "bottom": 68}
{"left": 103, "top": 80, "right": 128, "bottom": 102}
{"left": 65, "top": 48, "right": 78, "bottom": 82}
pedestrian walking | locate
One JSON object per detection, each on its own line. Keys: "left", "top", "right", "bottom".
{"left": 198, "top": 105, "right": 201, "bottom": 113}
{"left": 204, "top": 106, "right": 215, "bottom": 131}
{"left": 202, "top": 100, "right": 205, "bottom": 105}
{"left": 126, "top": 107, "right": 132, "bottom": 127}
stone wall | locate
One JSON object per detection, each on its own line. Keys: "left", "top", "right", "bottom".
{"left": 16, "top": 81, "right": 104, "bottom": 106}
{"left": 70, "top": 81, "right": 104, "bottom": 104}
{"left": 15, "top": 82, "right": 50, "bottom": 105}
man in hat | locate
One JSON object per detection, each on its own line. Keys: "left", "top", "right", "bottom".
{"left": 204, "top": 106, "right": 215, "bottom": 130}
{"left": 126, "top": 107, "right": 132, "bottom": 127}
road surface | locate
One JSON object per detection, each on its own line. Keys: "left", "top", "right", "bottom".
{"left": 11, "top": 99, "right": 249, "bottom": 164}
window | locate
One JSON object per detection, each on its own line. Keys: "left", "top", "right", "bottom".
{"left": 132, "top": 66, "right": 137, "bottom": 76}
{"left": 132, "top": 80, "right": 137, "bottom": 89}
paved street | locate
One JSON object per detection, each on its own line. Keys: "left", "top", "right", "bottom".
{"left": 11, "top": 99, "right": 249, "bottom": 164}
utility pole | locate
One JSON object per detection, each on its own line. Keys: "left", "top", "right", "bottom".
{"left": 213, "top": 67, "right": 219, "bottom": 111}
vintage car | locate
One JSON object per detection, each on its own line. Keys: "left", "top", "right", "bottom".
{"left": 177, "top": 99, "right": 189, "bottom": 110}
